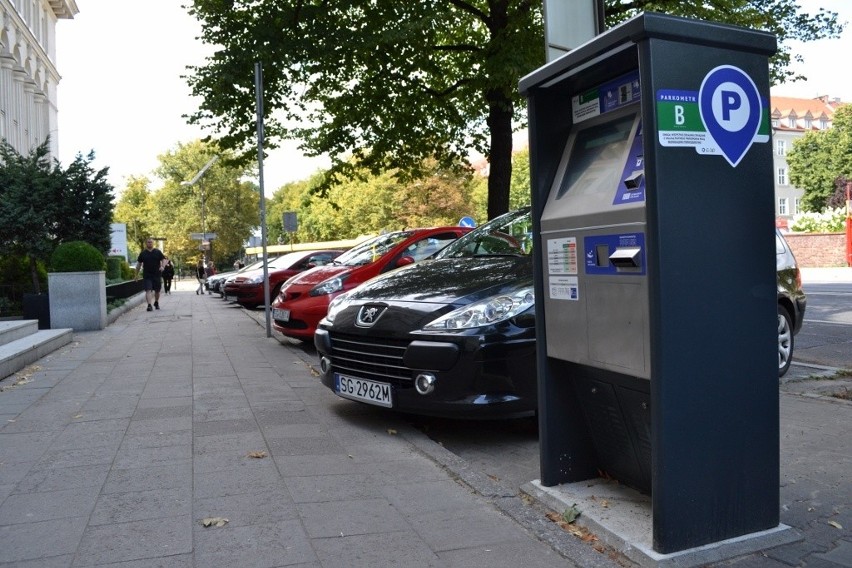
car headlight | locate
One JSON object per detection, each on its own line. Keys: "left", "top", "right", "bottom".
{"left": 246, "top": 274, "right": 264, "bottom": 284}
{"left": 310, "top": 274, "right": 347, "bottom": 296}
{"left": 422, "top": 286, "right": 534, "bottom": 331}
{"left": 325, "top": 292, "right": 352, "bottom": 323}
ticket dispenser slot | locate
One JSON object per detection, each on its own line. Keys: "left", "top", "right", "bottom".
{"left": 609, "top": 247, "right": 641, "bottom": 269}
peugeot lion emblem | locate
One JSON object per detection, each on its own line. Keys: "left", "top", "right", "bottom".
{"left": 356, "top": 304, "right": 387, "bottom": 327}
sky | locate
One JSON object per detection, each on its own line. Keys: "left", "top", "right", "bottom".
{"left": 55, "top": 1, "right": 852, "bottom": 195}
{"left": 55, "top": 0, "right": 328, "bottom": 195}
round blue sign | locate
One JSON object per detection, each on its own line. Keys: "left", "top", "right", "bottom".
{"left": 459, "top": 216, "right": 476, "bottom": 228}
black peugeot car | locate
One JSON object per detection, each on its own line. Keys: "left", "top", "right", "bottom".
{"left": 314, "top": 208, "right": 537, "bottom": 419}
{"left": 315, "top": 210, "right": 805, "bottom": 419}
{"left": 776, "top": 229, "right": 807, "bottom": 377}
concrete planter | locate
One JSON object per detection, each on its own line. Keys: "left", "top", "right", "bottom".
{"left": 48, "top": 271, "right": 107, "bottom": 331}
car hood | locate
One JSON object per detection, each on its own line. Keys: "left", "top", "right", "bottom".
{"left": 346, "top": 256, "right": 532, "bottom": 305}
{"left": 286, "top": 264, "right": 353, "bottom": 287}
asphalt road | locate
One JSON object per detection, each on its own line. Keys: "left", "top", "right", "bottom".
{"left": 257, "top": 271, "right": 852, "bottom": 566}
{"left": 795, "top": 280, "right": 852, "bottom": 370}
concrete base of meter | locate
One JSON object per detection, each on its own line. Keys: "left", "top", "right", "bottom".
{"left": 521, "top": 479, "right": 801, "bottom": 568}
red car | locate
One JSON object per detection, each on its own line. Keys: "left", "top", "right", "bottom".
{"left": 223, "top": 249, "right": 343, "bottom": 309}
{"left": 271, "top": 227, "right": 471, "bottom": 340}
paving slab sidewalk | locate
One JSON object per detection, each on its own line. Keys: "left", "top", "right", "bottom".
{"left": 0, "top": 280, "right": 612, "bottom": 568}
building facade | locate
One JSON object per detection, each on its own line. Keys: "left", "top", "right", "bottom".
{"left": 0, "top": 0, "right": 77, "bottom": 158}
{"left": 770, "top": 95, "right": 845, "bottom": 227}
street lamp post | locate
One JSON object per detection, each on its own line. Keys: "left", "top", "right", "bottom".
{"left": 846, "top": 181, "right": 851, "bottom": 267}
{"left": 181, "top": 156, "right": 219, "bottom": 261}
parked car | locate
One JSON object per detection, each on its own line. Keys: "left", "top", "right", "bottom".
{"left": 776, "top": 229, "right": 807, "bottom": 376}
{"left": 206, "top": 259, "right": 265, "bottom": 294}
{"left": 314, "top": 212, "right": 805, "bottom": 419}
{"left": 272, "top": 227, "right": 472, "bottom": 340}
{"left": 223, "top": 250, "right": 343, "bottom": 309}
{"left": 314, "top": 208, "right": 536, "bottom": 419}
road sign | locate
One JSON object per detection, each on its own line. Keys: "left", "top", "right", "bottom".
{"left": 459, "top": 216, "right": 476, "bottom": 228}
{"left": 190, "top": 233, "right": 217, "bottom": 240}
{"left": 283, "top": 212, "right": 298, "bottom": 233}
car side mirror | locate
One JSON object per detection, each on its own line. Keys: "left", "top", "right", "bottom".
{"left": 396, "top": 255, "right": 415, "bottom": 267}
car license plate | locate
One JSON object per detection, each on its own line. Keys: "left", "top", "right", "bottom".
{"left": 334, "top": 374, "right": 392, "bottom": 407}
{"left": 272, "top": 308, "right": 290, "bottom": 321}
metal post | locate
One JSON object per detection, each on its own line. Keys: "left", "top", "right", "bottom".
{"left": 182, "top": 156, "right": 219, "bottom": 262}
{"left": 255, "top": 62, "right": 272, "bottom": 338}
{"left": 846, "top": 181, "right": 851, "bottom": 267}
{"left": 201, "top": 182, "right": 206, "bottom": 261}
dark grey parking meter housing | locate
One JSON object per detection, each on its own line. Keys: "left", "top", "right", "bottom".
{"left": 521, "top": 12, "right": 779, "bottom": 554}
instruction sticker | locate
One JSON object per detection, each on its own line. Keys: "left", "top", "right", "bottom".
{"left": 573, "top": 70, "right": 640, "bottom": 124}
{"left": 549, "top": 276, "right": 579, "bottom": 301}
{"left": 656, "top": 65, "right": 769, "bottom": 167}
{"left": 547, "top": 237, "right": 578, "bottom": 275}
{"left": 547, "top": 237, "right": 579, "bottom": 301}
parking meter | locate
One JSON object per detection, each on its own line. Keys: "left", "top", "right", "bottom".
{"left": 521, "top": 12, "right": 782, "bottom": 554}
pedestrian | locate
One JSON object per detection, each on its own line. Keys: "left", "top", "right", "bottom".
{"left": 205, "top": 260, "right": 217, "bottom": 294}
{"left": 195, "top": 259, "right": 206, "bottom": 295}
{"left": 162, "top": 257, "right": 175, "bottom": 294}
{"left": 135, "top": 238, "right": 166, "bottom": 311}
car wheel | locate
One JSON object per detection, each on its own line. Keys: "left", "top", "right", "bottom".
{"left": 777, "top": 304, "right": 794, "bottom": 377}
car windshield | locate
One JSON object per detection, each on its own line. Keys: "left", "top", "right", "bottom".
{"left": 332, "top": 231, "right": 416, "bottom": 266}
{"left": 435, "top": 208, "right": 533, "bottom": 259}
{"left": 266, "top": 251, "right": 312, "bottom": 270}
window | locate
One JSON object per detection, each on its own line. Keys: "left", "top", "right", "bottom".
{"left": 777, "top": 168, "right": 787, "bottom": 185}
{"left": 804, "top": 118, "right": 812, "bottom": 129}
{"left": 776, "top": 140, "right": 786, "bottom": 156}
{"left": 771, "top": 119, "right": 779, "bottom": 127}
{"left": 820, "top": 119, "right": 828, "bottom": 130}
{"left": 788, "top": 116, "right": 796, "bottom": 128}
{"left": 778, "top": 198, "right": 788, "bottom": 215}
{"left": 794, "top": 199, "right": 801, "bottom": 215}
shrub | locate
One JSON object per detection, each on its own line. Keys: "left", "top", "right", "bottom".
{"left": 0, "top": 255, "right": 47, "bottom": 294}
{"left": 121, "top": 261, "right": 135, "bottom": 280}
{"left": 106, "top": 256, "right": 123, "bottom": 279}
{"left": 50, "top": 241, "right": 106, "bottom": 272}
{"left": 790, "top": 207, "right": 846, "bottom": 233}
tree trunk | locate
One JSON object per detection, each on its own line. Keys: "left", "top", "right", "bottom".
{"left": 486, "top": 89, "right": 514, "bottom": 220}
{"left": 29, "top": 256, "right": 41, "bottom": 294}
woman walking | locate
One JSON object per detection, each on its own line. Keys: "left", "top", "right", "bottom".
{"left": 162, "top": 258, "right": 175, "bottom": 294}
{"left": 195, "top": 259, "right": 207, "bottom": 295}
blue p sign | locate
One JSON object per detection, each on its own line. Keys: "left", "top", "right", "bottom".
{"left": 721, "top": 90, "right": 741, "bottom": 121}
{"left": 699, "top": 66, "right": 761, "bottom": 167}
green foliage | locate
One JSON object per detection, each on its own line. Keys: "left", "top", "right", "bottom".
{"left": 0, "top": 254, "right": 46, "bottom": 295}
{"left": 113, "top": 140, "right": 260, "bottom": 268}
{"left": 106, "top": 256, "right": 124, "bottom": 279}
{"left": 185, "top": 0, "right": 841, "bottom": 220}
{"left": 787, "top": 105, "right": 852, "bottom": 212}
{"left": 50, "top": 241, "right": 107, "bottom": 273}
{"left": 120, "top": 260, "right": 135, "bottom": 281}
{"left": 266, "top": 158, "right": 482, "bottom": 243}
{"left": 789, "top": 207, "right": 847, "bottom": 233}
{"left": 54, "top": 151, "right": 115, "bottom": 253}
{"left": 0, "top": 139, "right": 114, "bottom": 292}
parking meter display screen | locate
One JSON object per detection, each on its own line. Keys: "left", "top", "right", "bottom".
{"left": 556, "top": 114, "right": 636, "bottom": 199}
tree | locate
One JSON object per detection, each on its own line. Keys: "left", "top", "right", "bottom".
{"left": 0, "top": 140, "right": 114, "bottom": 293}
{"left": 113, "top": 176, "right": 156, "bottom": 256}
{"left": 185, "top": 0, "right": 841, "bottom": 220}
{"left": 787, "top": 105, "right": 852, "bottom": 212}
{"left": 0, "top": 140, "right": 61, "bottom": 292}
{"left": 149, "top": 140, "right": 260, "bottom": 267}
{"left": 265, "top": 159, "right": 480, "bottom": 243}
{"left": 54, "top": 151, "right": 114, "bottom": 253}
